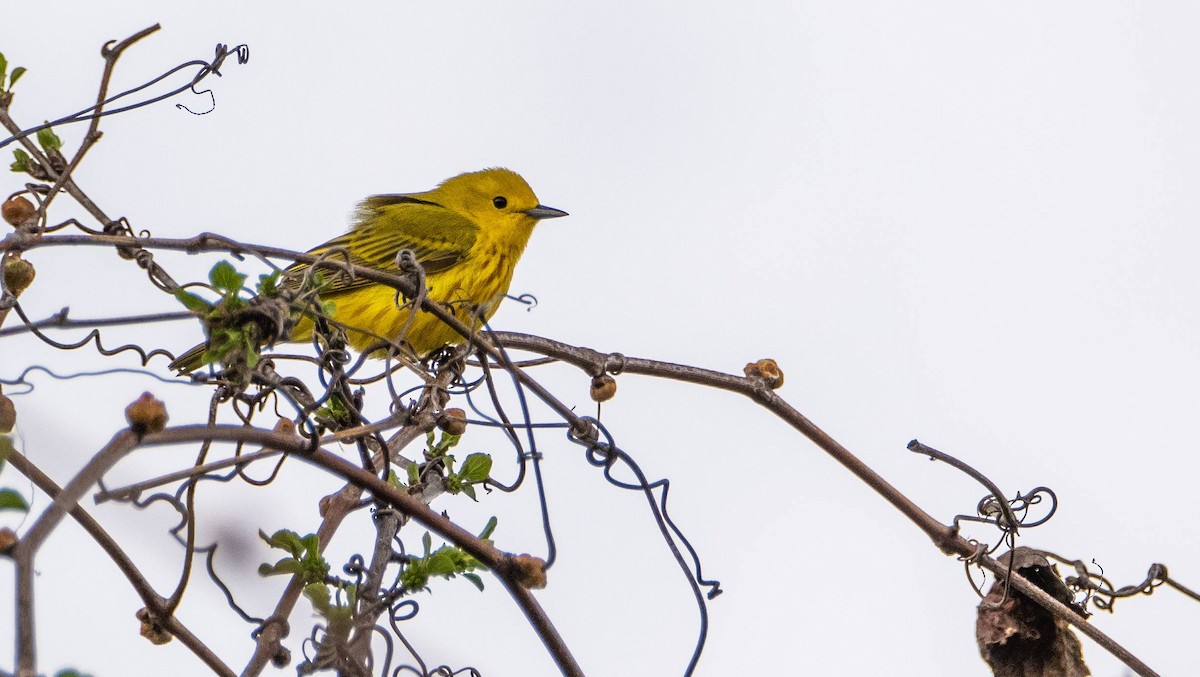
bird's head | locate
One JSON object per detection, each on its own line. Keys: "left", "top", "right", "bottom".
{"left": 435, "top": 168, "right": 567, "bottom": 230}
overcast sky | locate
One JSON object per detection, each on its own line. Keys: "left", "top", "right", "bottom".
{"left": 2, "top": 2, "right": 1198, "bottom": 676}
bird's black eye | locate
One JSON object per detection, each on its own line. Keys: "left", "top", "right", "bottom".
{"left": 492, "top": 196, "right": 508, "bottom": 209}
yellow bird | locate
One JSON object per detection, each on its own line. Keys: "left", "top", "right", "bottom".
{"left": 172, "top": 168, "right": 566, "bottom": 371}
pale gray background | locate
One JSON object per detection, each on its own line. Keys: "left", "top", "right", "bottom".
{"left": 1, "top": 2, "right": 1196, "bottom": 675}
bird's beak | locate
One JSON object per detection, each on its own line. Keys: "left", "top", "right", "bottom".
{"left": 525, "top": 205, "right": 569, "bottom": 220}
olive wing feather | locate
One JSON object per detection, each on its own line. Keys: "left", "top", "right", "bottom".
{"left": 285, "top": 195, "right": 479, "bottom": 296}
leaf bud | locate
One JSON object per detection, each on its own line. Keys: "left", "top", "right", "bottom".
{"left": 589, "top": 374, "right": 617, "bottom": 402}
{"left": 3, "top": 256, "right": 35, "bottom": 296}
{"left": 125, "top": 392, "right": 168, "bottom": 436}
{"left": 743, "top": 358, "right": 784, "bottom": 389}
{"left": 436, "top": 408, "right": 467, "bottom": 435}
{"left": 511, "top": 553, "right": 548, "bottom": 589}
{"left": 1, "top": 195, "right": 35, "bottom": 228}
{"left": 136, "top": 607, "right": 173, "bottom": 645}
{"left": 271, "top": 646, "right": 291, "bottom": 668}
{"left": 0, "top": 392, "right": 14, "bottom": 433}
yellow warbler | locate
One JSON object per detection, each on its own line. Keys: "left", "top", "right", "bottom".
{"left": 172, "top": 168, "right": 566, "bottom": 371}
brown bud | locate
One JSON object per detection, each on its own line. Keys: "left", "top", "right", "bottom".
{"left": 589, "top": 374, "right": 617, "bottom": 402}
{"left": 436, "top": 408, "right": 467, "bottom": 436}
{"left": 1, "top": 196, "right": 35, "bottom": 228}
{"left": 3, "top": 256, "right": 35, "bottom": 296}
{"left": 136, "top": 607, "right": 173, "bottom": 645}
{"left": 0, "top": 393, "right": 14, "bottom": 433}
{"left": 318, "top": 494, "right": 333, "bottom": 517}
{"left": 743, "top": 358, "right": 784, "bottom": 389}
{"left": 511, "top": 553, "right": 548, "bottom": 589}
{"left": 271, "top": 646, "right": 292, "bottom": 668}
{"left": 273, "top": 417, "right": 297, "bottom": 437}
{"left": 125, "top": 392, "right": 168, "bottom": 436}
{"left": 0, "top": 527, "right": 16, "bottom": 554}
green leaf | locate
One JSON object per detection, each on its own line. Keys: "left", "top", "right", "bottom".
{"left": 257, "top": 270, "right": 281, "bottom": 296}
{"left": 406, "top": 462, "right": 420, "bottom": 485}
{"left": 462, "top": 572, "right": 485, "bottom": 592}
{"left": 461, "top": 484, "right": 476, "bottom": 501}
{"left": 242, "top": 332, "right": 259, "bottom": 368}
{"left": 258, "top": 529, "right": 329, "bottom": 584}
{"left": 258, "top": 558, "right": 304, "bottom": 577}
{"left": 9, "top": 66, "right": 25, "bottom": 88}
{"left": 209, "top": 260, "right": 246, "bottom": 294}
{"left": 438, "top": 433, "right": 461, "bottom": 454}
{"left": 35, "top": 124, "right": 61, "bottom": 152}
{"left": 400, "top": 561, "right": 429, "bottom": 590}
{"left": 458, "top": 453, "right": 492, "bottom": 483}
{"left": 54, "top": 670, "right": 95, "bottom": 677}
{"left": 201, "top": 327, "right": 241, "bottom": 366}
{"left": 0, "top": 488, "right": 28, "bottom": 512}
{"left": 301, "top": 558, "right": 330, "bottom": 584}
{"left": 478, "top": 516, "right": 498, "bottom": 540}
{"left": 310, "top": 270, "right": 331, "bottom": 292}
{"left": 398, "top": 539, "right": 486, "bottom": 592}
{"left": 303, "top": 581, "right": 331, "bottom": 613}
{"left": 260, "top": 528, "right": 306, "bottom": 558}
{"left": 425, "top": 430, "right": 461, "bottom": 460}
{"left": 426, "top": 550, "right": 457, "bottom": 576}
{"left": 174, "top": 289, "right": 212, "bottom": 313}
{"left": 421, "top": 532, "right": 432, "bottom": 556}
{"left": 223, "top": 295, "right": 248, "bottom": 312}
{"left": 0, "top": 54, "right": 8, "bottom": 83}
{"left": 10, "top": 148, "right": 30, "bottom": 173}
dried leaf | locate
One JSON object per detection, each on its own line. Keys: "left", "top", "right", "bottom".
{"left": 977, "top": 548, "right": 1090, "bottom": 677}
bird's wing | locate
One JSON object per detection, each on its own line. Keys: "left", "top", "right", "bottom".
{"left": 285, "top": 195, "right": 479, "bottom": 296}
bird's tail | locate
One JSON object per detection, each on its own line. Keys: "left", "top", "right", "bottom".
{"left": 169, "top": 343, "right": 209, "bottom": 374}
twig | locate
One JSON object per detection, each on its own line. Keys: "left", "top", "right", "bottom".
{"left": 0, "top": 307, "right": 194, "bottom": 338}
{"left": 11, "top": 428, "right": 137, "bottom": 675}
{"left": 906, "top": 439, "right": 1023, "bottom": 534}
{"left": 94, "top": 447, "right": 299, "bottom": 504}
{"left": 347, "top": 508, "right": 403, "bottom": 667}
{"left": 32, "top": 18, "right": 156, "bottom": 223}
{"left": 92, "top": 26, "right": 163, "bottom": 137}
{"left": 134, "top": 424, "right": 584, "bottom": 677}
{"left": 482, "top": 331, "right": 1161, "bottom": 676}
{"left": 242, "top": 367, "right": 483, "bottom": 675}
{"left": 5, "top": 448, "right": 235, "bottom": 677}
{"left": 0, "top": 27, "right": 248, "bottom": 150}
{"left": 486, "top": 332, "right": 960, "bottom": 549}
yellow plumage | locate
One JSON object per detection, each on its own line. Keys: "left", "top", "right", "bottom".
{"left": 172, "top": 168, "right": 565, "bottom": 371}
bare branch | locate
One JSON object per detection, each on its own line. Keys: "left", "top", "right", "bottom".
{"left": 5, "top": 448, "right": 235, "bottom": 677}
